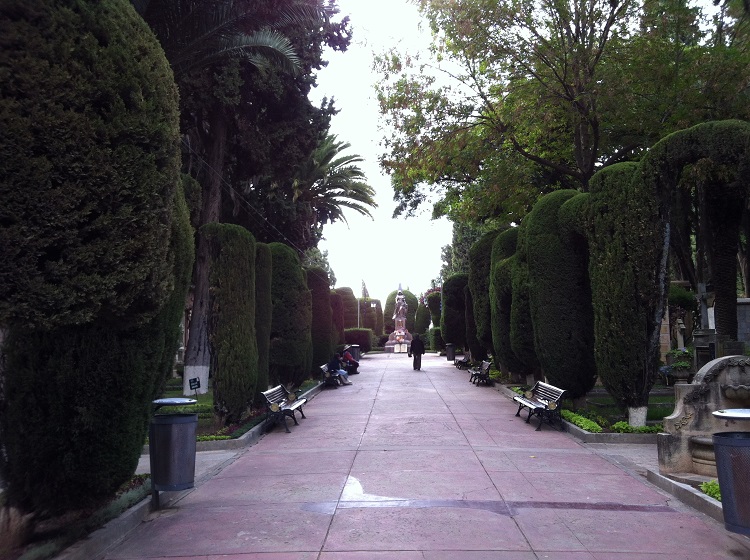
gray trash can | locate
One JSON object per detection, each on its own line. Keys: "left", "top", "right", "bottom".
{"left": 149, "top": 398, "right": 197, "bottom": 508}
{"left": 445, "top": 343, "right": 455, "bottom": 361}
{"left": 348, "top": 344, "right": 361, "bottom": 361}
{"left": 713, "top": 432, "right": 750, "bottom": 536}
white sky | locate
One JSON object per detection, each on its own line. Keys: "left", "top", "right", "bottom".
{"left": 310, "top": 0, "right": 453, "bottom": 304}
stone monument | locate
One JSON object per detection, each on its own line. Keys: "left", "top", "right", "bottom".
{"left": 385, "top": 288, "right": 412, "bottom": 353}
{"left": 658, "top": 355, "right": 750, "bottom": 483}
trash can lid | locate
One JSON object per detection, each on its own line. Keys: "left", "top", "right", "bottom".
{"left": 713, "top": 409, "right": 750, "bottom": 420}
{"left": 153, "top": 398, "right": 197, "bottom": 407}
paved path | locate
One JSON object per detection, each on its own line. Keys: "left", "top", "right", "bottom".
{"left": 104, "top": 353, "right": 750, "bottom": 559}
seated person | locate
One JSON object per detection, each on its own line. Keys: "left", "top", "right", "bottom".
{"left": 327, "top": 353, "right": 352, "bottom": 385}
{"left": 342, "top": 347, "right": 359, "bottom": 374}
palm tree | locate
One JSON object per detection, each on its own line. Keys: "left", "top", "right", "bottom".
{"left": 246, "top": 134, "right": 377, "bottom": 251}
{"left": 132, "top": 0, "right": 307, "bottom": 78}
{"left": 293, "top": 134, "right": 377, "bottom": 227}
{"left": 132, "top": 0, "right": 325, "bottom": 395}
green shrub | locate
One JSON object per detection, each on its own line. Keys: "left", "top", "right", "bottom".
{"left": 526, "top": 191, "right": 596, "bottom": 399}
{"left": 561, "top": 410, "right": 603, "bottom": 433}
{"left": 441, "top": 274, "right": 468, "bottom": 347}
{"left": 700, "top": 479, "right": 722, "bottom": 502}
{"left": 0, "top": 0, "right": 183, "bottom": 516}
{"left": 344, "top": 328, "right": 373, "bottom": 352}
{"left": 490, "top": 228, "right": 523, "bottom": 373}
{"left": 268, "top": 243, "right": 312, "bottom": 387}
{"left": 307, "top": 267, "right": 334, "bottom": 373}
{"left": 429, "top": 327, "right": 445, "bottom": 351}
{"left": 336, "top": 287, "right": 358, "bottom": 329}
{"left": 204, "top": 223, "right": 258, "bottom": 425}
{"left": 255, "top": 243, "right": 272, "bottom": 397}
{"left": 468, "top": 230, "right": 501, "bottom": 354}
{"left": 425, "top": 290, "right": 442, "bottom": 327}
{"left": 414, "top": 300, "right": 431, "bottom": 334}
{"left": 464, "top": 286, "right": 485, "bottom": 361}
{"left": 509, "top": 222, "right": 540, "bottom": 373}
{"left": 0, "top": 0, "right": 180, "bottom": 330}
{"left": 611, "top": 421, "right": 662, "bottom": 434}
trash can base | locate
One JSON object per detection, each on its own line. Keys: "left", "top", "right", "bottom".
{"left": 725, "top": 520, "right": 750, "bottom": 537}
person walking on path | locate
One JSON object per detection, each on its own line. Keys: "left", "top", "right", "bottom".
{"left": 409, "top": 333, "right": 426, "bottom": 370}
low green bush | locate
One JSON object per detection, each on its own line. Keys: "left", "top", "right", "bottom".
{"left": 561, "top": 409, "right": 603, "bottom": 433}
{"left": 611, "top": 421, "right": 663, "bottom": 433}
{"left": 700, "top": 479, "right": 721, "bottom": 501}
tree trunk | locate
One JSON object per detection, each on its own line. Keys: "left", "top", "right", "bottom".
{"left": 183, "top": 109, "right": 227, "bottom": 396}
{"left": 628, "top": 406, "right": 648, "bottom": 427}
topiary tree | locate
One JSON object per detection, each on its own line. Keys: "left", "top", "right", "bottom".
{"left": 329, "top": 290, "right": 345, "bottom": 346}
{"left": 0, "top": 0, "right": 182, "bottom": 528}
{"left": 204, "top": 223, "right": 258, "bottom": 425}
{"left": 415, "top": 299, "right": 431, "bottom": 335}
{"left": 509, "top": 220, "right": 541, "bottom": 381}
{"left": 429, "top": 326, "right": 445, "bottom": 352}
{"left": 468, "top": 230, "right": 502, "bottom": 355}
{"left": 254, "top": 243, "right": 272, "bottom": 399}
{"left": 425, "top": 290, "right": 442, "bottom": 328}
{"left": 525, "top": 190, "right": 596, "bottom": 400}
{"left": 336, "top": 287, "right": 358, "bottom": 328}
{"left": 268, "top": 243, "right": 312, "bottom": 387}
{"left": 441, "top": 273, "right": 468, "bottom": 348}
{"left": 489, "top": 228, "right": 524, "bottom": 376}
{"left": 0, "top": 0, "right": 180, "bottom": 330}
{"left": 464, "top": 286, "right": 483, "bottom": 361}
{"left": 307, "top": 267, "right": 334, "bottom": 372}
{"left": 359, "top": 298, "right": 382, "bottom": 334}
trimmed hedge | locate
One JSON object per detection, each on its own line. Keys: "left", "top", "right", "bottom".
{"left": 525, "top": 191, "right": 596, "bottom": 399}
{"left": 0, "top": 0, "right": 180, "bottom": 330}
{"left": 441, "top": 273, "right": 468, "bottom": 348}
{"left": 468, "top": 230, "right": 501, "bottom": 355}
{"left": 204, "top": 223, "right": 258, "bottom": 425}
{"left": 415, "top": 300, "right": 431, "bottom": 335}
{"left": 0, "top": 185, "right": 192, "bottom": 515}
{"left": 329, "top": 290, "right": 345, "bottom": 345}
{"left": 509, "top": 221, "right": 540, "bottom": 374}
{"left": 268, "top": 243, "right": 312, "bottom": 387}
{"left": 0, "top": 0, "right": 183, "bottom": 517}
{"left": 429, "top": 326, "right": 446, "bottom": 351}
{"left": 464, "top": 286, "right": 484, "bottom": 360}
{"left": 336, "top": 287, "right": 358, "bottom": 329}
{"left": 344, "top": 328, "right": 373, "bottom": 352}
{"left": 425, "top": 290, "right": 442, "bottom": 328}
{"left": 255, "top": 243, "right": 272, "bottom": 399}
{"left": 490, "top": 228, "right": 524, "bottom": 375}
{"left": 307, "top": 267, "right": 334, "bottom": 374}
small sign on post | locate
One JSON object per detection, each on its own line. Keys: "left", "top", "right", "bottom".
{"left": 189, "top": 377, "right": 200, "bottom": 398}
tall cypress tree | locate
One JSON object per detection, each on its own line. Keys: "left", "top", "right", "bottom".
{"left": 0, "top": 0, "right": 182, "bottom": 520}
{"left": 204, "top": 223, "right": 258, "bottom": 425}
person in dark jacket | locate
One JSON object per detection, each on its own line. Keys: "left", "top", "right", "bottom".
{"left": 408, "top": 333, "right": 426, "bottom": 371}
{"left": 327, "top": 353, "right": 352, "bottom": 385}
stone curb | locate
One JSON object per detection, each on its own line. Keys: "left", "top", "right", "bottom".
{"left": 55, "top": 382, "right": 325, "bottom": 560}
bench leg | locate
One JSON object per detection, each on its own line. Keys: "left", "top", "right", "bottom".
{"left": 525, "top": 409, "right": 533, "bottom": 424}
{"left": 285, "top": 411, "right": 299, "bottom": 426}
{"left": 515, "top": 403, "right": 524, "bottom": 417}
{"left": 535, "top": 414, "right": 543, "bottom": 431}
{"left": 298, "top": 408, "right": 306, "bottom": 419}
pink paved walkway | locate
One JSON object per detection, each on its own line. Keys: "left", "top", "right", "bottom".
{"left": 104, "top": 353, "right": 750, "bottom": 560}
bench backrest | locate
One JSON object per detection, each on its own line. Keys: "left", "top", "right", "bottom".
{"left": 481, "top": 360, "right": 491, "bottom": 373}
{"left": 262, "top": 385, "right": 287, "bottom": 405}
{"left": 530, "top": 381, "right": 566, "bottom": 405}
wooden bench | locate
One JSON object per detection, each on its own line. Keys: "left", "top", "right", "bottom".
{"left": 513, "top": 381, "right": 566, "bottom": 431}
{"left": 262, "top": 385, "right": 307, "bottom": 433}
{"left": 320, "top": 364, "right": 342, "bottom": 388}
{"left": 470, "top": 360, "right": 492, "bottom": 385}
